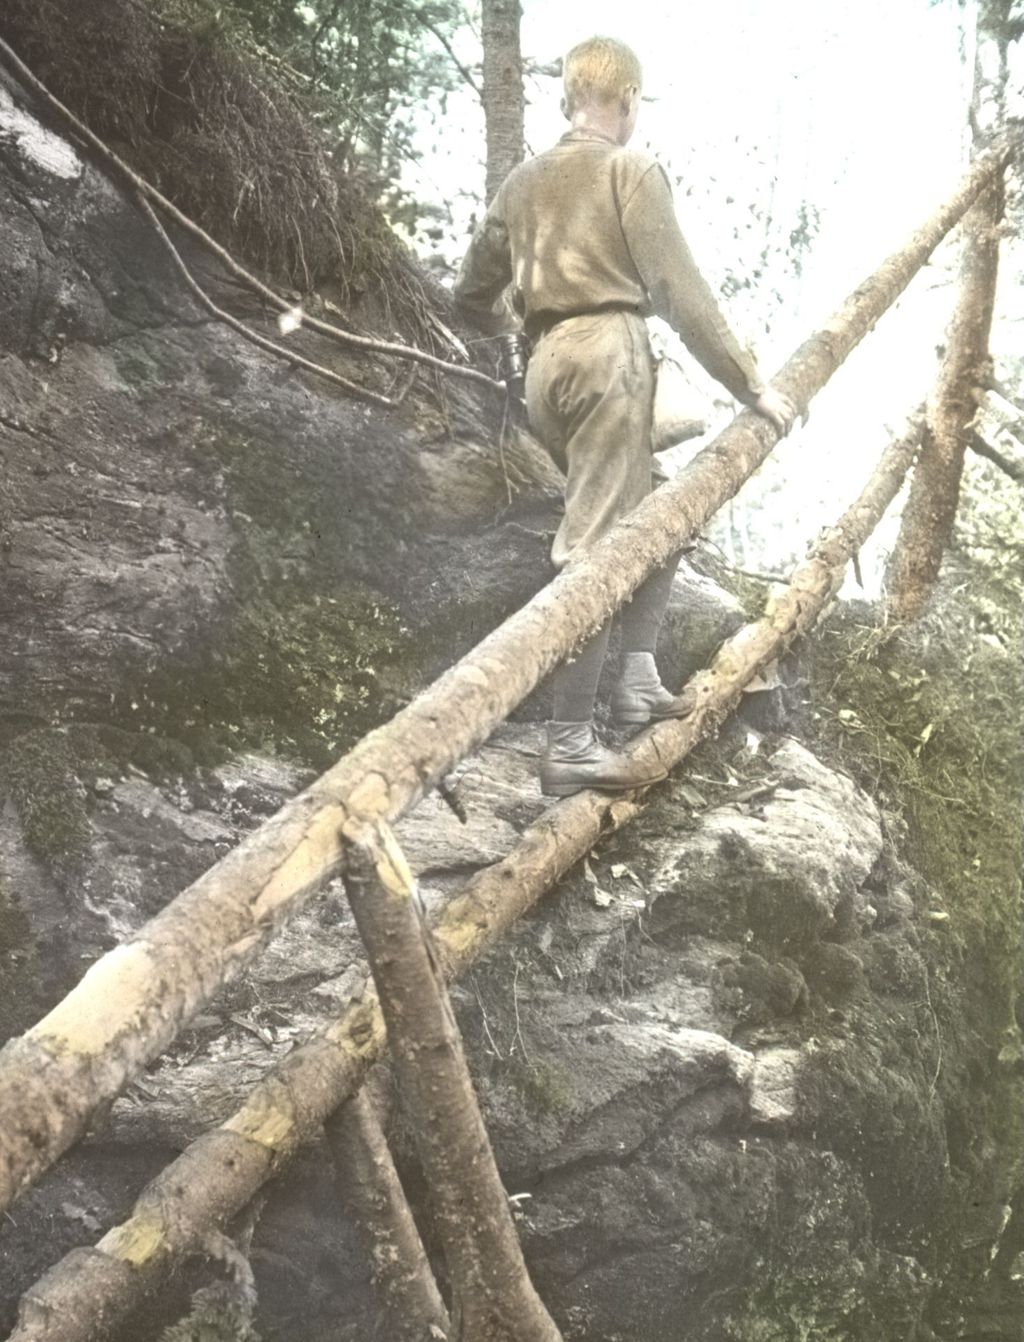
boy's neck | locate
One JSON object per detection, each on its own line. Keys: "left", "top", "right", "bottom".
{"left": 569, "top": 104, "right": 631, "bottom": 146}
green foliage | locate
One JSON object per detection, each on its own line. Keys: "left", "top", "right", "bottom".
{"left": 807, "top": 610, "right": 1021, "bottom": 915}
{"left": 158, "top": 0, "right": 470, "bottom": 216}
{"left": 803, "top": 593, "right": 1024, "bottom": 1271}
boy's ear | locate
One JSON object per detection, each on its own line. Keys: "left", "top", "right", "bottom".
{"left": 559, "top": 94, "right": 570, "bottom": 120}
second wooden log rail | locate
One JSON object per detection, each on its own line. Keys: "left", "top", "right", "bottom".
{"left": 7, "top": 416, "right": 924, "bottom": 1342}
{"left": 0, "top": 147, "right": 1009, "bottom": 1218}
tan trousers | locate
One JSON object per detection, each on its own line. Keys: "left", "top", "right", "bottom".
{"left": 525, "top": 310, "right": 655, "bottom": 569}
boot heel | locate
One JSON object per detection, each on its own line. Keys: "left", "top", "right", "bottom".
{"left": 612, "top": 711, "right": 649, "bottom": 728}
{"left": 540, "top": 780, "right": 586, "bottom": 798}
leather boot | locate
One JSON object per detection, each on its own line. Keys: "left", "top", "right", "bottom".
{"left": 540, "top": 721, "right": 667, "bottom": 798}
{"left": 611, "top": 652, "right": 698, "bottom": 728}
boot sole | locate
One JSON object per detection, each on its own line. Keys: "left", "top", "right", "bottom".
{"left": 541, "top": 770, "right": 668, "bottom": 798}
{"left": 611, "top": 709, "right": 696, "bottom": 729}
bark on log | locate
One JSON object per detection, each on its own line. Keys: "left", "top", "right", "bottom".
{"left": 0, "top": 148, "right": 1007, "bottom": 1220}
{"left": 324, "top": 1086, "right": 450, "bottom": 1341}
{"left": 342, "top": 823, "right": 561, "bottom": 1342}
{"left": 481, "top": 0, "right": 524, "bottom": 204}
{"left": 885, "top": 173, "right": 1005, "bottom": 622}
{"left": 5, "top": 416, "right": 922, "bottom": 1342}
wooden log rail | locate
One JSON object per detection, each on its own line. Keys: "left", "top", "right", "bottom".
{"left": 886, "top": 172, "right": 1006, "bottom": 619}
{"left": 343, "top": 822, "right": 562, "bottom": 1341}
{"left": 0, "top": 146, "right": 1010, "bottom": 1221}
{"left": 324, "top": 1086, "right": 450, "bottom": 1340}
{"left": 7, "top": 413, "right": 924, "bottom": 1342}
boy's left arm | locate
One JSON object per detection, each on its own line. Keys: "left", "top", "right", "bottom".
{"left": 453, "top": 197, "right": 518, "bottom": 336}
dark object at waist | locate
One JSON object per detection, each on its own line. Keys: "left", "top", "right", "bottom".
{"left": 527, "top": 303, "right": 642, "bottom": 340}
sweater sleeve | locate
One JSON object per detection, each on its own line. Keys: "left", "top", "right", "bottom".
{"left": 452, "top": 191, "right": 519, "bottom": 336}
{"left": 621, "top": 164, "right": 764, "bottom": 403}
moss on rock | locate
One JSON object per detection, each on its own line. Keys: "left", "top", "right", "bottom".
{"left": 124, "top": 577, "right": 413, "bottom": 771}
{"left": 0, "top": 723, "right": 202, "bottom": 876}
{"left": 801, "top": 593, "right": 1024, "bottom": 1333}
{"left": 0, "top": 877, "right": 38, "bottom": 1038}
{"left": 2, "top": 729, "right": 93, "bottom": 873}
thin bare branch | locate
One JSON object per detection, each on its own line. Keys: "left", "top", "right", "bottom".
{"left": 969, "top": 429, "right": 1024, "bottom": 483}
{"left": 137, "top": 195, "right": 400, "bottom": 407}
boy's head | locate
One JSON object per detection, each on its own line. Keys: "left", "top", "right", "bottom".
{"left": 562, "top": 36, "right": 643, "bottom": 121}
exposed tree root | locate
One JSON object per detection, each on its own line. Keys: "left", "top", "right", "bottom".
{"left": 136, "top": 195, "right": 405, "bottom": 407}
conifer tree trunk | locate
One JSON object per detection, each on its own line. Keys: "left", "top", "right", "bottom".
{"left": 481, "top": 0, "right": 524, "bottom": 202}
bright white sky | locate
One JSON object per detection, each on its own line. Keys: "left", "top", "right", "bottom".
{"left": 402, "top": 0, "right": 1020, "bottom": 584}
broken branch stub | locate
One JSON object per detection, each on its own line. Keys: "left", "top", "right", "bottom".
{"left": 969, "top": 430, "right": 1024, "bottom": 484}
{"left": 0, "top": 148, "right": 1008, "bottom": 1219}
{"left": 7, "top": 416, "right": 921, "bottom": 1342}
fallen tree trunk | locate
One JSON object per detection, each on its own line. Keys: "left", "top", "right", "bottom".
{"left": 343, "top": 823, "right": 561, "bottom": 1342}
{"left": 325, "top": 1086, "right": 450, "bottom": 1341}
{"left": 6, "top": 415, "right": 922, "bottom": 1342}
{"left": 0, "top": 147, "right": 1006, "bottom": 1219}
{"left": 886, "top": 173, "right": 1005, "bottom": 621}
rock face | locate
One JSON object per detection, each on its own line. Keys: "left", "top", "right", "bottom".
{"left": 458, "top": 737, "right": 925, "bottom": 1342}
{"left": 1, "top": 61, "right": 1022, "bottom": 1342}
{"left": 0, "top": 63, "right": 563, "bottom": 738}
{"left": 1, "top": 718, "right": 1021, "bottom": 1342}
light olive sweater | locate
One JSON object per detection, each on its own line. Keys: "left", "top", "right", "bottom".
{"left": 454, "top": 131, "right": 764, "bottom": 404}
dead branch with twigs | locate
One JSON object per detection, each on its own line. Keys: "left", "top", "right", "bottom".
{"left": 136, "top": 194, "right": 405, "bottom": 407}
{"left": 0, "top": 31, "right": 505, "bottom": 398}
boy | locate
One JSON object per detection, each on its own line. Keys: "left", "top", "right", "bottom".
{"left": 454, "top": 36, "right": 796, "bottom": 797}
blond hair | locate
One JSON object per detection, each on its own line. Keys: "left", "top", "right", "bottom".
{"left": 563, "top": 36, "right": 642, "bottom": 113}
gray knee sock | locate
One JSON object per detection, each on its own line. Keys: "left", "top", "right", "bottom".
{"left": 551, "top": 623, "right": 612, "bottom": 722}
{"left": 620, "top": 551, "right": 682, "bottom": 655}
